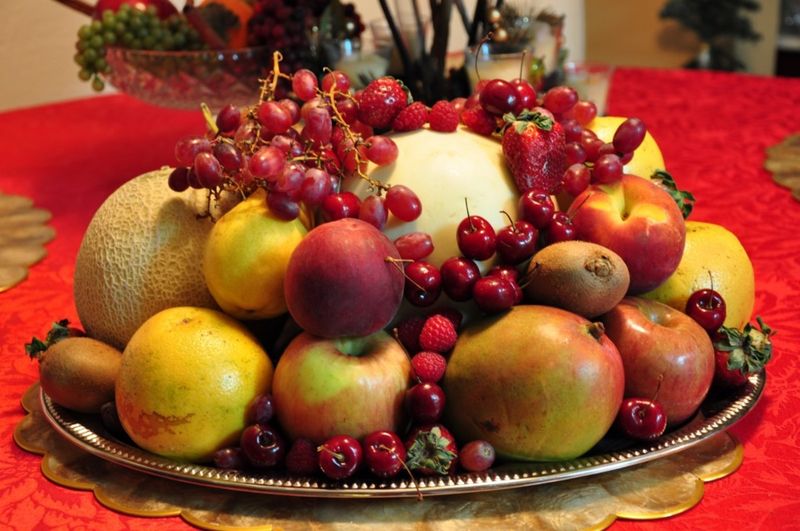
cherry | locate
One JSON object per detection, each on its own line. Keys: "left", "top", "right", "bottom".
{"left": 518, "top": 190, "right": 555, "bottom": 229}
{"left": 543, "top": 212, "right": 576, "bottom": 245}
{"left": 406, "top": 382, "right": 446, "bottom": 423}
{"left": 616, "top": 398, "right": 667, "bottom": 441}
{"left": 457, "top": 214, "right": 496, "bottom": 261}
{"left": 240, "top": 424, "right": 286, "bottom": 468}
{"left": 318, "top": 435, "right": 362, "bottom": 480}
{"left": 440, "top": 256, "right": 480, "bottom": 301}
{"left": 213, "top": 447, "right": 245, "bottom": 470}
{"left": 404, "top": 261, "right": 442, "bottom": 307}
{"left": 495, "top": 214, "right": 538, "bottom": 264}
{"left": 479, "top": 79, "right": 518, "bottom": 116}
{"left": 510, "top": 78, "right": 536, "bottom": 114}
{"left": 487, "top": 264, "right": 519, "bottom": 283}
{"left": 363, "top": 431, "right": 407, "bottom": 478}
{"left": 472, "top": 276, "right": 516, "bottom": 313}
{"left": 686, "top": 289, "right": 726, "bottom": 332}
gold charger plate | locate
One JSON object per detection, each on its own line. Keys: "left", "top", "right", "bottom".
{"left": 39, "top": 371, "right": 765, "bottom": 499}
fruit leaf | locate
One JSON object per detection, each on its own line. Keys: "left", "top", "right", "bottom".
{"left": 503, "top": 110, "right": 553, "bottom": 133}
{"left": 25, "top": 319, "right": 73, "bottom": 360}
{"left": 651, "top": 169, "right": 695, "bottom": 218}
{"left": 714, "top": 317, "right": 776, "bottom": 375}
{"left": 406, "top": 426, "right": 456, "bottom": 476}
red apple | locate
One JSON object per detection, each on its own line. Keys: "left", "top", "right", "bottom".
{"left": 443, "top": 305, "right": 625, "bottom": 461}
{"left": 93, "top": 0, "right": 178, "bottom": 19}
{"left": 284, "top": 218, "right": 404, "bottom": 338}
{"left": 602, "top": 297, "right": 714, "bottom": 426}
{"left": 272, "top": 331, "right": 411, "bottom": 443}
{"left": 567, "top": 174, "right": 685, "bottom": 294}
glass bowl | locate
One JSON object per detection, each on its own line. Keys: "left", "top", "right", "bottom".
{"left": 105, "top": 46, "right": 272, "bottom": 111}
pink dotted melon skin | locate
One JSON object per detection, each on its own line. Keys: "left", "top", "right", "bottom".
{"left": 74, "top": 168, "right": 228, "bottom": 350}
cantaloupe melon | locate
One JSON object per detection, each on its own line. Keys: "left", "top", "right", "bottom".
{"left": 74, "top": 168, "right": 231, "bottom": 349}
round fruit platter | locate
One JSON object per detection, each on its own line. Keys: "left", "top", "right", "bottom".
{"left": 40, "top": 371, "right": 764, "bottom": 498}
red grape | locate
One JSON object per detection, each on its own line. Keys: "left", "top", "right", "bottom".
{"left": 174, "top": 136, "right": 211, "bottom": 166}
{"left": 292, "top": 68, "right": 318, "bottom": 101}
{"left": 193, "top": 152, "right": 223, "bottom": 188}
{"left": 592, "top": 154, "right": 623, "bottom": 184}
{"left": 321, "top": 70, "right": 350, "bottom": 93}
{"left": 394, "top": 232, "right": 434, "bottom": 260}
{"left": 365, "top": 135, "right": 398, "bottom": 166}
{"left": 613, "top": 117, "right": 647, "bottom": 153}
{"left": 359, "top": 195, "right": 388, "bottom": 230}
{"left": 303, "top": 107, "right": 332, "bottom": 146}
{"left": 385, "top": 185, "right": 422, "bottom": 221}
{"left": 321, "top": 192, "right": 360, "bottom": 221}
{"left": 300, "top": 168, "right": 332, "bottom": 206}
{"left": 215, "top": 104, "right": 241, "bottom": 133}
{"left": 562, "top": 163, "right": 591, "bottom": 196}
{"left": 542, "top": 86, "right": 578, "bottom": 114}
{"left": 266, "top": 191, "right": 300, "bottom": 220}
{"left": 258, "top": 101, "right": 293, "bottom": 135}
{"left": 249, "top": 146, "right": 286, "bottom": 179}
{"left": 459, "top": 440, "right": 495, "bottom": 472}
{"left": 213, "top": 142, "right": 243, "bottom": 171}
{"left": 168, "top": 167, "right": 190, "bottom": 192}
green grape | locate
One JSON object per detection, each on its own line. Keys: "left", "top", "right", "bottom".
{"left": 118, "top": 3, "right": 131, "bottom": 14}
{"left": 131, "top": 38, "right": 142, "bottom": 49}
{"left": 142, "top": 35, "right": 155, "bottom": 49}
{"left": 78, "top": 25, "right": 92, "bottom": 40}
{"left": 78, "top": 69, "right": 92, "bottom": 81}
{"left": 114, "top": 22, "right": 125, "bottom": 34}
{"left": 83, "top": 48, "right": 97, "bottom": 63}
{"left": 162, "top": 34, "right": 175, "bottom": 50}
{"left": 121, "top": 32, "right": 134, "bottom": 46}
{"left": 101, "top": 10, "right": 114, "bottom": 23}
{"left": 115, "top": 10, "right": 129, "bottom": 24}
{"left": 173, "top": 32, "right": 186, "bottom": 48}
{"left": 91, "top": 20, "right": 102, "bottom": 32}
{"left": 102, "top": 18, "right": 116, "bottom": 31}
{"left": 94, "top": 58, "right": 107, "bottom": 71}
{"left": 130, "top": 16, "right": 143, "bottom": 30}
{"left": 77, "top": 39, "right": 89, "bottom": 51}
{"left": 74, "top": 53, "right": 85, "bottom": 66}
{"left": 145, "top": 5, "right": 158, "bottom": 16}
{"left": 91, "top": 76, "right": 105, "bottom": 92}
{"left": 90, "top": 35, "right": 103, "bottom": 48}
{"left": 104, "top": 31, "right": 116, "bottom": 44}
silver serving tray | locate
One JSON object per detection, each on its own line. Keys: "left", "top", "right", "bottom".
{"left": 41, "top": 372, "right": 764, "bottom": 498}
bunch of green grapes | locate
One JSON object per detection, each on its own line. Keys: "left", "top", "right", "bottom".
{"left": 74, "top": 4, "right": 205, "bottom": 91}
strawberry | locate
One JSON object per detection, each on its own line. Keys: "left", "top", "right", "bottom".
{"left": 392, "top": 101, "right": 428, "bottom": 132}
{"left": 395, "top": 315, "right": 426, "bottom": 354}
{"left": 501, "top": 109, "right": 567, "bottom": 194}
{"left": 428, "top": 100, "right": 459, "bottom": 132}
{"left": 411, "top": 351, "right": 447, "bottom": 383}
{"left": 357, "top": 77, "right": 409, "bottom": 130}
{"left": 285, "top": 437, "right": 318, "bottom": 475}
{"left": 461, "top": 106, "right": 497, "bottom": 136}
{"left": 405, "top": 424, "right": 458, "bottom": 476}
{"left": 713, "top": 317, "right": 774, "bottom": 389}
{"left": 419, "top": 314, "right": 457, "bottom": 353}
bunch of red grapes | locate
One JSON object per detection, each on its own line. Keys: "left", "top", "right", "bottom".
{"left": 168, "top": 58, "right": 421, "bottom": 230}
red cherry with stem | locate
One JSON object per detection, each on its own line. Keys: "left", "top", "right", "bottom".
{"left": 240, "top": 424, "right": 286, "bottom": 468}
{"left": 459, "top": 440, "right": 496, "bottom": 472}
{"left": 544, "top": 211, "right": 576, "bottom": 245}
{"left": 686, "top": 289, "right": 726, "bottom": 332}
{"left": 321, "top": 192, "right": 360, "bottom": 221}
{"left": 404, "top": 260, "right": 442, "bottom": 307}
{"left": 406, "top": 382, "right": 446, "bottom": 423}
{"left": 440, "top": 256, "right": 480, "bottom": 301}
{"left": 510, "top": 78, "right": 536, "bottom": 114}
{"left": 318, "top": 435, "right": 362, "bottom": 480}
{"left": 518, "top": 190, "right": 555, "bottom": 229}
{"left": 616, "top": 398, "right": 667, "bottom": 441}
{"left": 363, "top": 431, "right": 407, "bottom": 478}
{"left": 457, "top": 199, "right": 496, "bottom": 260}
{"left": 479, "top": 79, "right": 518, "bottom": 116}
{"left": 495, "top": 212, "right": 538, "bottom": 264}
{"left": 472, "top": 276, "right": 516, "bottom": 313}
{"left": 487, "top": 264, "right": 519, "bottom": 283}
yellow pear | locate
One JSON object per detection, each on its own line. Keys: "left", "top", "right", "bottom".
{"left": 203, "top": 189, "right": 307, "bottom": 320}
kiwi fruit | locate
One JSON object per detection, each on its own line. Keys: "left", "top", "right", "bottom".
{"left": 35, "top": 337, "right": 122, "bottom": 413}
{"left": 524, "top": 241, "right": 630, "bottom": 318}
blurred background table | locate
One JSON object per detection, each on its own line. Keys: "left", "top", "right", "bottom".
{"left": 1, "top": 67, "right": 799, "bottom": 529}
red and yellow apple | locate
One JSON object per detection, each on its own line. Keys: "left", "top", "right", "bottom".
{"left": 443, "top": 305, "right": 625, "bottom": 461}
{"left": 272, "top": 331, "right": 411, "bottom": 443}
{"left": 283, "top": 218, "right": 404, "bottom": 338}
{"left": 602, "top": 297, "right": 714, "bottom": 426}
{"left": 567, "top": 174, "right": 685, "bottom": 294}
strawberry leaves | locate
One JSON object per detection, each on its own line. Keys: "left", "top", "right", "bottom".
{"left": 25, "top": 319, "right": 72, "bottom": 359}
{"left": 714, "top": 317, "right": 775, "bottom": 376}
{"left": 503, "top": 110, "right": 554, "bottom": 133}
{"left": 651, "top": 169, "right": 695, "bottom": 218}
{"left": 406, "top": 425, "right": 457, "bottom": 476}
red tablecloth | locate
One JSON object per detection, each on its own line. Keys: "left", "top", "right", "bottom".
{"left": 1, "top": 68, "right": 799, "bottom": 529}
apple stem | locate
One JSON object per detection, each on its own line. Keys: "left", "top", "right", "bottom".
{"left": 385, "top": 257, "right": 426, "bottom": 292}
{"left": 587, "top": 322, "right": 605, "bottom": 341}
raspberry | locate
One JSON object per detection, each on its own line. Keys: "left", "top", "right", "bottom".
{"left": 419, "top": 314, "right": 458, "bottom": 353}
{"left": 462, "top": 106, "right": 497, "bottom": 136}
{"left": 395, "top": 316, "right": 425, "bottom": 353}
{"left": 433, "top": 308, "right": 463, "bottom": 331}
{"left": 411, "top": 351, "right": 447, "bottom": 383}
{"left": 357, "top": 77, "right": 409, "bottom": 130}
{"left": 392, "top": 101, "right": 428, "bottom": 132}
{"left": 428, "top": 100, "right": 459, "bottom": 132}
{"left": 285, "top": 437, "right": 318, "bottom": 475}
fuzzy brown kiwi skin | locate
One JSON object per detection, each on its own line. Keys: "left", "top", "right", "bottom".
{"left": 38, "top": 337, "right": 122, "bottom": 413}
{"left": 524, "top": 241, "right": 630, "bottom": 318}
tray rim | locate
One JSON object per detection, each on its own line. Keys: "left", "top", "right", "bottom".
{"left": 40, "top": 371, "right": 765, "bottom": 498}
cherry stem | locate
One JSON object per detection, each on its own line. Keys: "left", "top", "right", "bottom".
{"left": 464, "top": 197, "right": 475, "bottom": 232}
{"left": 650, "top": 374, "right": 664, "bottom": 403}
{"left": 377, "top": 444, "right": 423, "bottom": 501}
{"left": 317, "top": 445, "right": 345, "bottom": 463}
{"left": 500, "top": 210, "right": 516, "bottom": 231}
{"left": 391, "top": 328, "right": 422, "bottom": 383}
{"left": 706, "top": 270, "right": 716, "bottom": 308}
{"left": 473, "top": 32, "right": 494, "bottom": 84}
{"left": 384, "top": 257, "right": 426, "bottom": 292}
{"left": 567, "top": 191, "right": 593, "bottom": 221}
{"left": 519, "top": 49, "right": 527, "bottom": 80}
